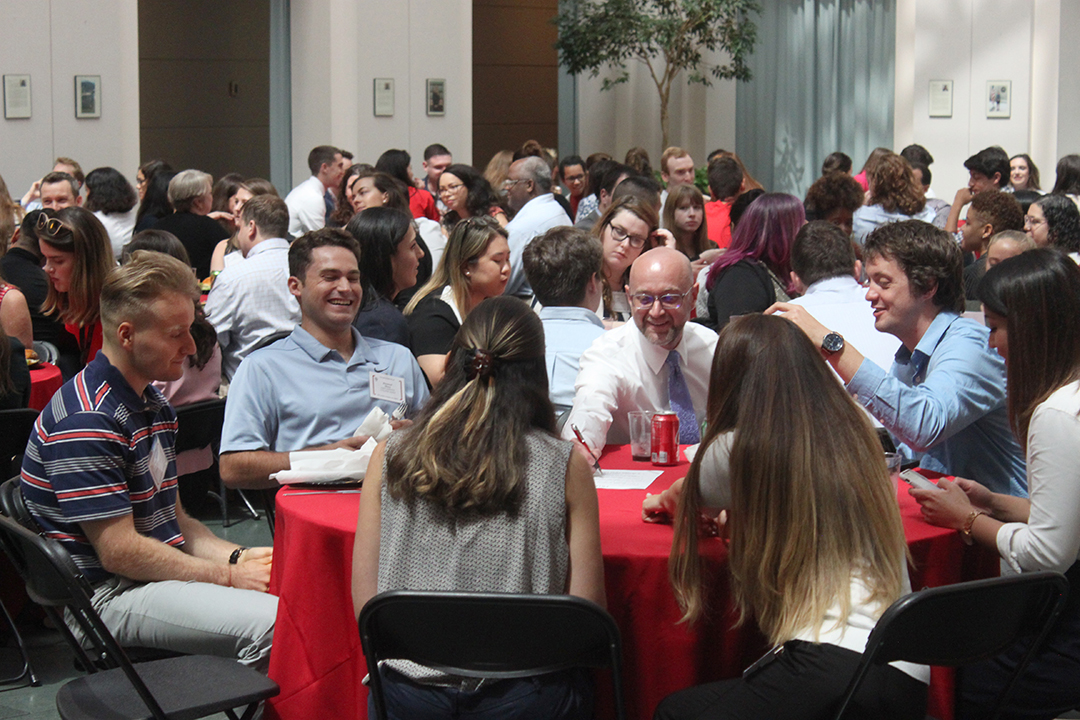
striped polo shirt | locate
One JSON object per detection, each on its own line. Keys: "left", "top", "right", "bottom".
{"left": 21, "top": 353, "right": 184, "bottom": 584}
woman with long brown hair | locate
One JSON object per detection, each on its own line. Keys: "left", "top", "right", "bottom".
{"left": 852, "top": 152, "right": 936, "bottom": 245}
{"left": 352, "top": 296, "right": 603, "bottom": 719}
{"left": 651, "top": 313, "right": 926, "bottom": 719}
{"left": 37, "top": 207, "right": 115, "bottom": 374}
{"left": 914, "top": 249, "right": 1080, "bottom": 719}
{"left": 592, "top": 196, "right": 658, "bottom": 323}
{"left": 662, "top": 183, "right": 717, "bottom": 275}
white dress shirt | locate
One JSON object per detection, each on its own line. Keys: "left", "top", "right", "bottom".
{"left": 285, "top": 175, "right": 327, "bottom": 237}
{"left": 562, "top": 320, "right": 718, "bottom": 451}
{"left": 204, "top": 238, "right": 301, "bottom": 381}
{"left": 787, "top": 275, "right": 899, "bottom": 372}
{"left": 504, "top": 194, "right": 572, "bottom": 298}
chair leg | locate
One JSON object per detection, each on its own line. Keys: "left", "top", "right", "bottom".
{"left": 237, "top": 490, "right": 260, "bottom": 522}
{"left": 0, "top": 596, "right": 39, "bottom": 687}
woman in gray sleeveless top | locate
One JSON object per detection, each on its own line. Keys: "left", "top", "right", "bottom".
{"left": 352, "top": 295, "right": 604, "bottom": 720}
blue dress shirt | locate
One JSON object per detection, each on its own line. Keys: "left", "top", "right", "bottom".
{"left": 221, "top": 325, "right": 429, "bottom": 453}
{"left": 538, "top": 306, "right": 606, "bottom": 414}
{"left": 845, "top": 311, "right": 1027, "bottom": 496}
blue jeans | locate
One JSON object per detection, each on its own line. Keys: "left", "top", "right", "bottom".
{"left": 369, "top": 665, "right": 593, "bottom": 720}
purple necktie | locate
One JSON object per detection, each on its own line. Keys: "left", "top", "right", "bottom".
{"left": 666, "top": 351, "right": 700, "bottom": 444}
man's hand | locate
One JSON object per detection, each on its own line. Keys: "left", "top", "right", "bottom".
{"left": 326, "top": 435, "right": 370, "bottom": 451}
{"left": 230, "top": 546, "right": 273, "bottom": 592}
{"left": 765, "top": 302, "right": 831, "bottom": 347}
{"left": 653, "top": 228, "right": 677, "bottom": 249}
{"left": 953, "top": 187, "right": 975, "bottom": 209}
{"left": 389, "top": 419, "right": 413, "bottom": 431}
{"left": 21, "top": 179, "right": 42, "bottom": 206}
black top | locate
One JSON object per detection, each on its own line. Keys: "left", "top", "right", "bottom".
{"left": 0, "top": 247, "right": 72, "bottom": 347}
{"left": 1, "top": 337, "right": 32, "bottom": 410}
{"left": 152, "top": 212, "right": 230, "bottom": 279}
{"left": 353, "top": 293, "right": 411, "bottom": 348}
{"left": 407, "top": 293, "right": 461, "bottom": 357}
{"left": 963, "top": 256, "right": 988, "bottom": 310}
{"left": 700, "top": 259, "right": 777, "bottom": 332}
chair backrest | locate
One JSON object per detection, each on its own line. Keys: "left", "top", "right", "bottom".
{"left": 173, "top": 397, "right": 226, "bottom": 454}
{"left": 0, "top": 476, "right": 38, "bottom": 532}
{"left": 0, "top": 513, "right": 169, "bottom": 718}
{"left": 834, "top": 571, "right": 1069, "bottom": 720}
{"left": 0, "top": 408, "right": 39, "bottom": 479}
{"left": 359, "top": 590, "right": 625, "bottom": 720}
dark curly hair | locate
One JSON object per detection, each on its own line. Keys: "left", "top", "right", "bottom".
{"left": 864, "top": 219, "right": 964, "bottom": 313}
{"left": 804, "top": 172, "right": 864, "bottom": 222}
{"left": 969, "top": 190, "right": 1024, "bottom": 235}
{"left": 1034, "top": 194, "right": 1080, "bottom": 253}
{"left": 84, "top": 167, "right": 137, "bottom": 214}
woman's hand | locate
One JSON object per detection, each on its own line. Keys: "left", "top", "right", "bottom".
{"left": 911, "top": 478, "right": 973, "bottom": 530}
{"left": 953, "top": 477, "right": 995, "bottom": 514}
{"left": 642, "top": 478, "right": 683, "bottom": 523}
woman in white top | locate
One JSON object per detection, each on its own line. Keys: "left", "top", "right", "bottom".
{"left": 654, "top": 313, "right": 927, "bottom": 720}
{"left": 84, "top": 167, "right": 138, "bottom": 260}
{"left": 914, "top": 248, "right": 1080, "bottom": 720}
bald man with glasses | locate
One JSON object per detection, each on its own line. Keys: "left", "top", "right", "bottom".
{"left": 562, "top": 247, "right": 718, "bottom": 453}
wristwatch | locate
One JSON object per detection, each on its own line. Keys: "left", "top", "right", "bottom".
{"left": 229, "top": 547, "right": 249, "bottom": 565}
{"left": 821, "top": 331, "right": 845, "bottom": 354}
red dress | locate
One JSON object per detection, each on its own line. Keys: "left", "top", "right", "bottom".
{"left": 65, "top": 320, "right": 103, "bottom": 367}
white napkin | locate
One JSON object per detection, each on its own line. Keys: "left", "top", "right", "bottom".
{"left": 271, "top": 407, "right": 396, "bottom": 484}
{"left": 682, "top": 443, "right": 701, "bottom": 463}
{"left": 354, "top": 406, "right": 394, "bottom": 442}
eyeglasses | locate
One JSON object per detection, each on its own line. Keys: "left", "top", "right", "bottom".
{"left": 439, "top": 183, "right": 465, "bottom": 195}
{"left": 608, "top": 223, "right": 647, "bottom": 249}
{"left": 502, "top": 178, "right": 528, "bottom": 190}
{"left": 36, "top": 213, "right": 72, "bottom": 239}
{"left": 630, "top": 289, "right": 692, "bottom": 310}
{"left": 1024, "top": 215, "right": 1045, "bottom": 227}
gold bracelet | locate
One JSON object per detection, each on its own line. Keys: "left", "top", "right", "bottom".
{"left": 961, "top": 510, "right": 985, "bottom": 545}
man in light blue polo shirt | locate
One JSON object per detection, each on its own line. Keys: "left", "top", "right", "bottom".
{"left": 772, "top": 219, "right": 1026, "bottom": 497}
{"left": 220, "top": 228, "right": 429, "bottom": 489}
{"left": 523, "top": 226, "right": 606, "bottom": 415}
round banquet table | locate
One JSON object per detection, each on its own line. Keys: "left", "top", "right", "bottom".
{"left": 264, "top": 445, "right": 999, "bottom": 720}
{"left": 28, "top": 362, "right": 62, "bottom": 411}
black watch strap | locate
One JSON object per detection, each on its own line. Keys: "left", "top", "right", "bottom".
{"left": 229, "top": 547, "right": 249, "bottom": 565}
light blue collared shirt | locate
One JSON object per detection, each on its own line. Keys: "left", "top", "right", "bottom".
{"left": 221, "top": 325, "right": 429, "bottom": 453}
{"left": 846, "top": 311, "right": 1027, "bottom": 496}
{"left": 538, "top": 306, "right": 606, "bottom": 414}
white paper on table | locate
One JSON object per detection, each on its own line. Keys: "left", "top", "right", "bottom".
{"left": 594, "top": 469, "right": 664, "bottom": 490}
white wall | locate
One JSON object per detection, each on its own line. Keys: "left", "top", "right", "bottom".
{"left": 576, "top": 49, "right": 737, "bottom": 168}
{"left": 0, "top": 0, "right": 140, "bottom": 198}
{"left": 289, "top": 0, "right": 472, "bottom": 187}
{"left": 896, "top": 0, "right": 1036, "bottom": 196}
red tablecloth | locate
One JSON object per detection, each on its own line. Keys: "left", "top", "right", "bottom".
{"left": 265, "top": 446, "right": 998, "bottom": 720}
{"left": 28, "top": 362, "right": 62, "bottom": 411}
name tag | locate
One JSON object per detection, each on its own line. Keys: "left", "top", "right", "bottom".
{"left": 370, "top": 371, "right": 405, "bottom": 404}
{"left": 149, "top": 438, "right": 168, "bottom": 490}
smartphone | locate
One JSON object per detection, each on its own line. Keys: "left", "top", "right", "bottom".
{"left": 900, "top": 469, "right": 941, "bottom": 492}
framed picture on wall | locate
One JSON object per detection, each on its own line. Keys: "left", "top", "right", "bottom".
{"left": 928, "top": 80, "right": 952, "bottom": 118}
{"left": 986, "top": 81, "right": 1010, "bottom": 119}
{"left": 4, "top": 75, "right": 31, "bottom": 119}
{"left": 74, "top": 75, "right": 101, "bottom": 118}
{"left": 426, "top": 79, "right": 445, "bottom": 116}
{"left": 374, "top": 78, "right": 394, "bottom": 117}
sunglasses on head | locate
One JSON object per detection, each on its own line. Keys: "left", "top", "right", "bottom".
{"left": 36, "top": 213, "right": 72, "bottom": 239}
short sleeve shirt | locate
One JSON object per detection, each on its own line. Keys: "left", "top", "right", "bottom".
{"left": 20, "top": 353, "right": 184, "bottom": 584}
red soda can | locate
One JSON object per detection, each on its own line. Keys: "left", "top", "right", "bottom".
{"left": 651, "top": 412, "right": 680, "bottom": 466}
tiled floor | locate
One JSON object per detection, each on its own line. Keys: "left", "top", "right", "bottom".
{"left": 0, "top": 501, "right": 273, "bottom": 720}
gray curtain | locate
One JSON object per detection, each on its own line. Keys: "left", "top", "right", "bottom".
{"left": 736, "top": 0, "right": 895, "bottom": 198}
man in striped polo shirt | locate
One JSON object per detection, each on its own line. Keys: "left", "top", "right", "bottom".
{"left": 21, "top": 250, "right": 277, "bottom": 671}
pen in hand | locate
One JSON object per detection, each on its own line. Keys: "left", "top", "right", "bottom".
{"left": 570, "top": 424, "right": 603, "bottom": 476}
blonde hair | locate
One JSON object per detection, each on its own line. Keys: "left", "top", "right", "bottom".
{"left": 670, "top": 314, "right": 907, "bottom": 644}
{"left": 404, "top": 216, "right": 507, "bottom": 317}
{"left": 386, "top": 296, "right": 555, "bottom": 514}
{"left": 100, "top": 250, "right": 199, "bottom": 334}
{"left": 40, "top": 207, "right": 115, "bottom": 327}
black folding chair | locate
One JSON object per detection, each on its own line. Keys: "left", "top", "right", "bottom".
{"left": 174, "top": 397, "right": 260, "bottom": 528}
{"left": 0, "top": 513, "right": 278, "bottom": 719}
{"left": 834, "top": 571, "right": 1069, "bottom": 720}
{"left": 359, "top": 590, "right": 626, "bottom": 720}
{"left": 0, "top": 408, "right": 38, "bottom": 481}
{"left": 0, "top": 475, "right": 40, "bottom": 687}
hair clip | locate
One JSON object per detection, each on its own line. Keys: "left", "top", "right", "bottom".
{"left": 466, "top": 348, "right": 494, "bottom": 380}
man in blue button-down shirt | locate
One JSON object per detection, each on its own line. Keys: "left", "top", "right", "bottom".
{"left": 220, "top": 228, "right": 429, "bottom": 489}
{"left": 772, "top": 219, "right": 1026, "bottom": 496}
{"left": 523, "top": 226, "right": 606, "bottom": 415}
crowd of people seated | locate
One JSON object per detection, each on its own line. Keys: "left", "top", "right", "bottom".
{"left": 3, "top": 135, "right": 1080, "bottom": 720}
